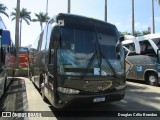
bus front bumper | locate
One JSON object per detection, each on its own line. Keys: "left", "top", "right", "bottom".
{"left": 56, "top": 89, "right": 125, "bottom": 107}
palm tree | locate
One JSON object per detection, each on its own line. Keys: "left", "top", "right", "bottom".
{"left": 158, "top": 0, "right": 160, "bottom": 5}
{"left": 104, "top": 0, "right": 107, "bottom": 21}
{"left": 15, "top": 0, "right": 20, "bottom": 68}
{"left": 152, "top": 0, "right": 155, "bottom": 33}
{"left": 0, "top": 3, "right": 9, "bottom": 18}
{"left": 68, "top": 0, "right": 71, "bottom": 13}
{"left": 132, "top": 0, "right": 135, "bottom": 36}
{"left": 11, "top": 8, "right": 31, "bottom": 46}
{"left": 32, "top": 12, "right": 50, "bottom": 31}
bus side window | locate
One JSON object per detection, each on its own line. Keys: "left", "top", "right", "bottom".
{"left": 140, "top": 40, "right": 156, "bottom": 57}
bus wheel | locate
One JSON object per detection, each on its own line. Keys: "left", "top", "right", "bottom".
{"left": 146, "top": 73, "right": 159, "bottom": 86}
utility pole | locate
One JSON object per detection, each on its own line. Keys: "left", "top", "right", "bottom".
{"left": 15, "top": 0, "right": 20, "bottom": 68}
{"left": 132, "top": 0, "right": 135, "bottom": 36}
{"left": 105, "top": 0, "right": 107, "bottom": 21}
{"left": 152, "top": 0, "right": 155, "bottom": 33}
{"left": 68, "top": 0, "right": 71, "bottom": 13}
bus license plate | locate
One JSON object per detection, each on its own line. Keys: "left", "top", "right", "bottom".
{"left": 93, "top": 97, "right": 105, "bottom": 102}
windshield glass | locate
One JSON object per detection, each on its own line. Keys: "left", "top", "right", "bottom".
{"left": 57, "top": 26, "right": 124, "bottom": 76}
{"left": 152, "top": 37, "right": 160, "bottom": 49}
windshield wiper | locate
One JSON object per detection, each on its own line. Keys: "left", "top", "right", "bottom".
{"left": 81, "top": 51, "right": 97, "bottom": 79}
{"left": 94, "top": 23, "right": 118, "bottom": 78}
{"left": 82, "top": 23, "right": 118, "bottom": 79}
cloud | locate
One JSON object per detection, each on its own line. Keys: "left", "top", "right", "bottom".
{"left": 115, "top": 22, "right": 149, "bottom": 32}
{"left": 155, "top": 16, "right": 160, "bottom": 22}
{"left": 135, "top": 22, "right": 148, "bottom": 30}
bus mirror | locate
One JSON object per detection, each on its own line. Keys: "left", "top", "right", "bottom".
{"left": 157, "top": 49, "right": 160, "bottom": 64}
{"left": 119, "top": 36, "right": 124, "bottom": 42}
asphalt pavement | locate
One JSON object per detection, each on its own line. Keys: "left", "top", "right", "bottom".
{"left": 0, "top": 77, "right": 160, "bottom": 120}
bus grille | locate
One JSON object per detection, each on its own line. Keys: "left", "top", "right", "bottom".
{"left": 82, "top": 81, "right": 112, "bottom": 93}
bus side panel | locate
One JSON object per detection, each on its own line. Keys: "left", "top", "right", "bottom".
{"left": 125, "top": 56, "right": 138, "bottom": 80}
{"left": 32, "top": 51, "right": 45, "bottom": 89}
{"left": 126, "top": 55, "right": 157, "bottom": 81}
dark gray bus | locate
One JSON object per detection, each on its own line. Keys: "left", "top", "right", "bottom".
{"left": 123, "top": 34, "right": 160, "bottom": 86}
{"left": 29, "top": 13, "right": 125, "bottom": 108}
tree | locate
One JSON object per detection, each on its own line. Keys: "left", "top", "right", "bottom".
{"left": 15, "top": 0, "right": 20, "bottom": 68}
{"left": 158, "top": 0, "right": 160, "bottom": 5}
{"left": 142, "top": 30, "right": 150, "bottom": 35}
{"left": 132, "top": 0, "right": 135, "bottom": 36}
{"left": 11, "top": 8, "right": 31, "bottom": 46}
{"left": 68, "top": 0, "right": 71, "bottom": 13}
{"left": 152, "top": 0, "right": 155, "bottom": 33}
{"left": 104, "top": 0, "right": 107, "bottom": 21}
{"left": 32, "top": 12, "right": 50, "bottom": 31}
{"left": 0, "top": 3, "right": 9, "bottom": 18}
{"left": 121, "top": 31, "right": 131, "bottom": 36}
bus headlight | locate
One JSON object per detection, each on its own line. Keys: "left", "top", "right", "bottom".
{"left": 58, "top": 87, "right": 80, "bottom": 94}
{"left": 115, "top": 85, "right": 125, "bottom": 90}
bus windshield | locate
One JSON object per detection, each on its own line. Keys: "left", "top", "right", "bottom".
{"left": 57, "top": 25, "right": 124, "bottom": 76}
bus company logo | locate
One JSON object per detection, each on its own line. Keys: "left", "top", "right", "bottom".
{"left": 2, "top": 112, "right": 11, "bottom": 117}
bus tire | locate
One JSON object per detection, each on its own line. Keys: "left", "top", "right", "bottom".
{"left": 146, "top": 73, "right": 159, "bottom": 86}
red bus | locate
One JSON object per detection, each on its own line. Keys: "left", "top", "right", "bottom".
{"left": 19, "top": 47, "right": 29, "bottom": 68}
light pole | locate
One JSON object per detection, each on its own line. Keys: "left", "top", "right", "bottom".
{"left": 15, "top": 0, "right": 20, "bottom": 68}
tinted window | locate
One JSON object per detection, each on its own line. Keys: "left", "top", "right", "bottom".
{"left": 152, "top": 38, "right": 160, "bottom": 48}
{"left": 139, "top": 40, "right": 156, "bottom": 57}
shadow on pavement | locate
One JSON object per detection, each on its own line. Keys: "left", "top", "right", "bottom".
{"left": 0, "top": 78, "right": 28, "bottom": 112}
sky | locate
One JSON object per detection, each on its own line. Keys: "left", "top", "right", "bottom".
{"left": 0, "top": 0, "right": 160, "bottom": 47}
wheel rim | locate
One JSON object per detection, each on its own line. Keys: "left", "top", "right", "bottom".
{"left": 149, "top": 75, "right": 156, "bottom": 83}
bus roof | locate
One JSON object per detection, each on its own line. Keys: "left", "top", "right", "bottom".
{"left": 122, "top": 35, "right": 136, "bottom": 44}
{"left": 137, "top": 33, "right": 160, "bottom": 41}
{"left": 55, "top": 13, "right": 116, "bottom": 27}
{"left": 50, "top": 13, "right": 119, "bottom": 37}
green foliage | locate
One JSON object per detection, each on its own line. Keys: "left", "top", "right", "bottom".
{"left": 10, "top": 8, "right": 31, "bottom": 24}
{"left": 0, "top": 3, "right": 9, "bottom": 18}
{"left": 121, "top": 30, "right": 150, "bottom": 36}
{"left": 32, "top": 12, "right": 50, "bottom": 31}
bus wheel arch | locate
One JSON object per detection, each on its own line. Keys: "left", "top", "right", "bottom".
{"left": 145, "top": 71, "right": 159, "bottom": 86}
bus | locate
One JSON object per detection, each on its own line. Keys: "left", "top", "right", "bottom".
{"left": 19, "top": 47, "right": 29, "bottom": 68}
{"left": 0, "top": 29, "right": 15, "bottom": 98}
{"left": 123, "top": 34, "right": 160, "bottom": 86}
{"left": 29, "top": 13, "right": 125, "bottom": 108}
